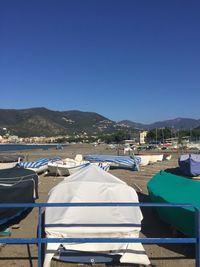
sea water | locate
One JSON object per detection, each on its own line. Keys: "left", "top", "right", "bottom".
{"left": 0, "top": 143, "right": 64, "bottom": 152}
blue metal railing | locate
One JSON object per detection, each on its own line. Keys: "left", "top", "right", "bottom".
{"left": 0, "top": 202, "right": 199, "bottom": 267}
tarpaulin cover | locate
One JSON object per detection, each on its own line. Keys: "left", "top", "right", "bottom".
{"left": 178, "top": 154, "right": 200, "bottom": 176}
{"left": 0, "top": 167, "right": 38, "bottom": 225}
{"left": 147, "top": 170, "right": 200, "bottom": 236}
{"left": 84, "top": 154, "right": 141, "bottom": 170}
{"left": 44, "top": 165, "right": 150, "bottom": 266}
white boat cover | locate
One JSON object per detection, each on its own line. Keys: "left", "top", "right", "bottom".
{"left": 44, "top": 165, "right": 150, "bottom": 266}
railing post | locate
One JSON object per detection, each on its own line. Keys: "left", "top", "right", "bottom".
{"left": 37, "top": 206, "right": 42, "bottom": 267}
{"left": 195, "top": 208, "right": 200, "bottom": 267}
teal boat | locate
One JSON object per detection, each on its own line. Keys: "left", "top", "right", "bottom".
{"left": 147, "top": 170, "right": 200, "bottom": 237}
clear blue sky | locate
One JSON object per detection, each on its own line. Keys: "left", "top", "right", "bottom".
{"left": 0, "top": 0, "right": 200, "bottom": 123}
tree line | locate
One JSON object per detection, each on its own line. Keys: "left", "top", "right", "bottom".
{"left": 146, "top": 127, "right": 200, "bottom": 143}
{"left": 51, "top": 128, "right": 200, "bottom": 144}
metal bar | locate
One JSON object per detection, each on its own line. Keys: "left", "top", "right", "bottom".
{"left": 41, "top": 237, "right": 197, "bottom": 244}
{"left": 195, "top": 207, "right": 200, "bottom": 267}
{"left": 37, "top": 206, "right": 42, "bottom": 267}
{"left": 0, "top": 202, "right": 195, "bottom": 208}
{"left": 0, "top": 237, "right": 196, "bottom": 244}
{"left": 44, "top": 223, "right": 141, "bottom": 227}
{"left": 0, "top": 238, "right": 39, "bottom": 244}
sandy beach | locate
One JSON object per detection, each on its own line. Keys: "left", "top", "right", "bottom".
{"left": 0, "top": 144, "right": 196, "bottom": 267}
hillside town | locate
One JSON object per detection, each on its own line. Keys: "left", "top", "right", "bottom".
{"left": 0, "top": 127, "right": 148, "bottom": 145}
{"left": 1, "top": 127, "right": 200, "bottom": 152}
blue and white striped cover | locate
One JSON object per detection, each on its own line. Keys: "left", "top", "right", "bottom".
{"left": 97, "top": 162, "right": 110, "bottom": 172}
{"left": 19, "top": 156, "right": 61, "bottom": 169}
{"left": 85, "top": 155, "right": 141, "bottom": 171}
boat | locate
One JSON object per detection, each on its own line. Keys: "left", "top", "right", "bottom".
{"left": 186, "top": 142, "right": 200, "bottom": 150}
{"left": 135, "top": 155, "right": 151, "bottom": 166}
{"left": 92, "top": 161, "right": 110, "bottom": 172}
{"left": 48, "top": 154, "right": 110, "bottom": 176}
{"left": 84, "top": 154, "right": 141, "bottom": 170}
{"left": 48, "top": 158, "right": 90, "bottom": 176}
{"left": 0, "top": 166, "right": 38, "bottom": 226}
{"left": 148, "top": 154, "right": 164, "bottom": 164}
{"left": 163, "top": 153, "right": 172, "bottom": 161}
{"left": 134, "top": 153, "right": 165, "bottom": 166}
{"left": 0, "top": 155, "right": 24, "bottom": 170}
{"left": 147, "top": 170, "right": 200, "bottom": 237}
{"left": 18, "top": 156, "right": 61, "bottom": 174}
{"left": 44, "top": 165, "right": 150, "bottom": 267}
{"left": 178, "top": 154, "right": 200, "bottom": 177}
{"left": 75, "top": 154, "right": 110, "bottom": 172}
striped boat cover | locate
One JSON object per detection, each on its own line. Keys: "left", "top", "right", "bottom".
{"left": 97, "top": 162, "right": 110, "bottom": 172}
{"left": 85, "top": 155, "right": 141, "bottom": 170}
{"left": 19, "top": 156, "right": 61, "bottom": 169}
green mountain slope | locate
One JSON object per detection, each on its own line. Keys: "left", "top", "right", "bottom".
{"left": 0, "top": 108, "right": 125, "bottom": 137}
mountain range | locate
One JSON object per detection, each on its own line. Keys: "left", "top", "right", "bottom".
{"left": 119, "top": 118, "right": 200, "bottom": 130}
{"left": 0, "top": 107, "right": 199, "bottom": 137}
{"left": 0, "top": 108, "right": 124, "bottom": 137}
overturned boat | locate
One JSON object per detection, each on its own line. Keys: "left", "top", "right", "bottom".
{"left": 147, "top": 170, "right": 200, "bottom": 237}
{"left": 135, "top": 155, "right": 151, "bottom": 166}
{"left": 48, "top": 157, "right": 110, "bottom": 176}
{"left": 135, "top": 153, "right": 164, "bottom": 166}
{"left": 48, "top": 158, "right": 90, "bottom": 176}
{"left": 84, "top": 154, "right": 141, "bottom": 170}
{"left": 44, "top": 165, "right": 150, "bottom": 266}
{"left": 19, "top": 156, "right": 61, "bottom": 174}
{"left": 178, "top": 154, "right": 200, "bottom": 177}
{"left": 0, "top": 166, "right": 38, "bottom": 226}
{"left": 0, "top": 155, "right": 24, "bottom": 170}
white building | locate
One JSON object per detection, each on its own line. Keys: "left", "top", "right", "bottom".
{"left": 139, "top": 131, "right": 148, "bottom": 144}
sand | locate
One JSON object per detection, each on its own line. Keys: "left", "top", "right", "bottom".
{"left": 0, "top": 144, "right": 196, "bottom": 267}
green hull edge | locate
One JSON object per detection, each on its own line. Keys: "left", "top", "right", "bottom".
{"left": 147, "top": 170, "right": 200, "bottom": 237}
{"left": 0, "top": 228, "right": 11, "bottom": 237}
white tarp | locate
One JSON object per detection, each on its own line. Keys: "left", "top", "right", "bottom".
{"left": 44, "top": 165, "right": 150, "bottom": 266}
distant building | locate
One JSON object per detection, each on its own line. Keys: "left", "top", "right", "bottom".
{"left": 8, "top": 135, "right": 19, "bottom": 143}
{"left": 139, "top": 131, "right": 148, "bottom": 144}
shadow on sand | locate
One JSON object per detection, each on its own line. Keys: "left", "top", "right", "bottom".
{"left": 164, "top": 167, "right": 184, "bottom": 176}
{"left": 0, "top": 208, "right": 33, "bottom": 232}
{"left": 138, "top": 192, "right": 195, "bottom": 259}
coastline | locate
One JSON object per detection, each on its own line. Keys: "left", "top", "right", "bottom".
{"left": 0, "top": 143, "right": 67, "bottom": 153}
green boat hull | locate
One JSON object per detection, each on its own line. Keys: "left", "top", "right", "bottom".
{"left": 147, "top": 170, "right": 200, "bottom": 237}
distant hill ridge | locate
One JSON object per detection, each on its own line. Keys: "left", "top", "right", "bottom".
{"left": 119, "top": 118, "right": 200, "bottom": 130}
{"left": 0, "top": 107, "right": 199, "bottom": 137}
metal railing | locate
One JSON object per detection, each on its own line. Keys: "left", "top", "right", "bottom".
{"left": 0, "top": 202, "right": 199, "bottom": 267}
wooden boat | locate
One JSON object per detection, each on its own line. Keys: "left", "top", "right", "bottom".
{"left": 148, "top": 154, "right": 163, "bottom": 164}
{"left": 147, "top": 170, "right": 200, "bottom": 237}
{"left": 179, "top": 154, "right": 200, "bottom": 177}
{"left": 48, "top": 158, "right": 90, "bottom": 176}
{"left": 135, "top": 155, "right": 151, "bottom": 166}
{"left": 0, "top": 167, "right": 38, "bottom": 225}
{"left": 44, "top": 165, "right": 150, "bottom": 267}
{"left": 135, "top": 154, "right": 164, "bottom": 166}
